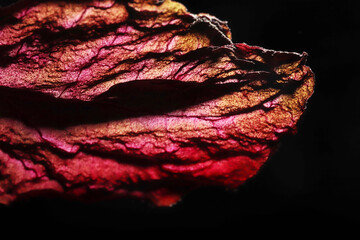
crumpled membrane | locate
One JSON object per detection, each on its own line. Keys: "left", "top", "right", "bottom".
{"left": 0, "top": 0, "right": 314, "bottom": 206}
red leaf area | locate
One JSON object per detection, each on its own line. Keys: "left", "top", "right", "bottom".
{"left": 0, "top": 0, "right": 314, "bottom": 206}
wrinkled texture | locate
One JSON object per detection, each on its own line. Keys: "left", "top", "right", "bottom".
{"left": 0, "top": 0, "right": 314, "bottom": 206}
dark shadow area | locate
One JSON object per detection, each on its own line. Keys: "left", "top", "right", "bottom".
{"left": 0, "top": 79, "right": 254, "bottom": 128}
{"left": 0, "top": 72, "right": 299, "bottom": 128}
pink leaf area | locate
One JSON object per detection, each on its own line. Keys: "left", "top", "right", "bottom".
{"left": 0, "top": 0, "right": 314, "bottom": 206}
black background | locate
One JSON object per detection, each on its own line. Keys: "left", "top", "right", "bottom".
{"left": 0, "top": 0, "right": 359, "bottom": 235}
